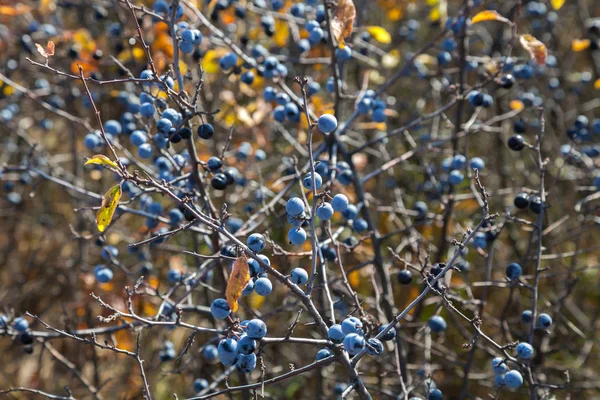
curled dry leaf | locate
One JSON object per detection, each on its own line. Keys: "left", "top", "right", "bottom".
{"left": 331, "top": 0, "right": 356, "bottom": 44}
{"left": 519, "top": 34, "right": 547, "bottom": 65}
{"left": 471, "top": 10, "right": 511, "bottom": 25}
{"left": 85, "top": 154, "right": 119, "bottom": 170}
{"left": 226, "top": 254, "right": 251, "bottom": 312}
{"left": 35, "top": 41, "right": 55, "bottom": 59}
{"left": 96, "top": 184, "right": 122, "bottom": 232}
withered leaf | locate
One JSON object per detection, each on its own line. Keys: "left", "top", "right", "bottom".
{"left": 226, "top": 254, "right": 251, "bottom": 312}
{"left": 331, "top": 0, "right": 356, "bottom": 44}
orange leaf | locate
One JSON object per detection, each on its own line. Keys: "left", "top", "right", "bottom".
{"left": 471, "top": 10, "right": 511, "bottom": 25}
{"left": 226, "top": 255, "right": 251, "bottom": 312}
{"left": 594, "top": 78, "right": 600, "bottom": 89}
{"left": 0, "top": 4, "right": 32, "bottom": 16}
{"left": 519, "top": 34, "right": 547, "bottom": 65}
{"left": 331, "top": 0, "right": 356, "bottom": 43}
{"left": 36, "top": 40, "right": 55, "bottom": 58}
{"left": 572, "top": 39, "right": 591, "bottom": 52}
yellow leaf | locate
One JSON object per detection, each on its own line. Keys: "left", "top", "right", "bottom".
{"left": 519, "top": 34, "right": 547, "bottom": 65}
{"left": 550, "top": 0, "right": 566, "bottom": 10}
{"left": 429, "top": 6, "right": 441, "bottom": 22}
{"left": 331, "top": 0, "right": 356, "bottom": 43}
{"left": 274, "top": 20, "right": 289, "bottom": 47}
{"left": 510, "top": 100, "right": 525, "bottom": 111}
{"left": 96, "top": 184, "right": 122, "bottom": 232}
{"left": 366, "top": 26, "right": 392, "bottom": 44}
{"left": 572, "top": 39, "right": 591, "bottom": 52}
{"left": 471, "top": 10, "right": 511, "bottom": 25}
{"left": 201, "top": 49, "right": 221, "bottom": 74}
{"left": 226, "top": 255, "right": 251, "bottom": 312}
{"left": 85, "top": 154, "right": 119, "bottom": 170}
{"left": 594, "top": 78, "right": 600, "bottom": 89}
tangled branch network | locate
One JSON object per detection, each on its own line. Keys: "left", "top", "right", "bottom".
{"left": 1, "top": 0, "right": 599, "bottom": 399}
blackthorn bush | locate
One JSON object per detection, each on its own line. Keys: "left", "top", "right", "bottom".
{"left": 0, "top": 0, "right": 599, "bottom": 399}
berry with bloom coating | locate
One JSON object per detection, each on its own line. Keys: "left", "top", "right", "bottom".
{"left": 202, "top": 345, "right": 219, "bottom": 363}
{"left": 237, "top": 335, "right": 258, "bottom": 355}
{"left": 290, "top": 268, "right": 309, "bottom": 285}
{"left": 288, "top": 227, "right": 307, "bottom": 245}
{"left": 316, "top": 203, "right": 334, "bottom": 220}
{"left": 286, "top": 197, "right": 305, "bottom": 216}
{"left": 504, "top": 370, "right": 523, "bottom": 389}
{"left": 246, "top": 319, "right": 267, "bottom": 339}
{"left": 247, "top": 233, "right": 266, "bottom": 253}
{"left": 316, "top": 348, "right": 333, "bottom": 360}
{"left": 328, "top": 324, "right": 345, "bottom": 343}
{"left": 343, "top": 333, "right": 366, "bottom": 355}
{"left": 210, "top": 298, "right": 231, "bottom": 319}
{"left": 341, "top": 317, "right": 363, "bottom": 335}
{"left": 236, "top": 353, "right": 257, "bottom": 373}
{"left": 254, "top": 277, "right": 273, "bottom": 296}
{"left": 516, "top": 342, "right": 534, "bottom": 359}
{"left": 492, "top": 357, "right": 508, "bottom": 374}
{"left": 331, "top": 194, "right": 349, "bottom": 212}
{"left": 317, "top": 114, "right": 338, "bottom": 133}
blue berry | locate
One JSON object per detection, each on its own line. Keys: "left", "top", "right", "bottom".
{"left": 247, "top": 233, "right": 266, "bottom": 253}
{"left": 352, "top": 218, "right": 368, "bottom": 232}
{"left": 193, "top": 378, "right": 208, "bottom": 393}
{"left": 246, "top": 319, "right": 267, "bottom": 339}
{"left": 167, "top": 269, "right": 181, "bottom": 283}
{"left": 342, "top": 204, "right": 358, "bottom": 220}
{"left": 521, "top": 310, "right": 533, "bottom": 323}
{"left": 288, "top": 227, "right": 307, "bottom": 245}
{"left": 331, "top": 194, "right": 349, "bottom": 212}
{"left": 198, "top": 123, "right": 215, "bottom": 139}
{"left": 343, "top": 333, "right": 366, "bottom": 355}
{"left": 506, "top": 263, "right": 522, "bottom": 280}
{"left": 317, "top": 114, "right": 338, "bottom": 134}
{"left": 516, "top": 342, "right": 534, "bottom": 359}
{"left": 378, "top": 324, "right": 396, "bottom": 341}
{"left": 448, "top": 170, "right": 464, "bottom": 185}
{"left": 504, "top": 370, "right": 523, "bottom": 389}
{"left": 428, "top": 315, "right": 447, "bottom": 333}
{"left": 210, "top": 298, "right": 231, "bottom": 319}
{"left": 254, "top": 277, "right": 273, "bottom": 296}
{"left": 286, "top": 197, "right": 305, "bottom": 216}
{"left": 469, "top": 157, "right": 485, "bottom": 170}
{"left": 130, "top": 130, "right": 147, "bottom": 147}
{"left": 236, "top": 353, "right": 257, "bottom": 373}
{"left": 303, "top": 172, "right": 323, "bottom": 190}
{"left": 537, "top": 313, "right": 552, "bottom": 329}
{"left": 341, "top": 317, "right": 363, "bottom": 335}
{"left": 13, "top": 317, "right": 29, "bottom": 333}
{"left": 94, "top": 265, "right": 113, "bottom": 283}
{"left": 428, "top": 388, "right": 444, "bottom": 400}
{"left": 328, "top": 324, "right": 345, "bottom": 343}
{"left": 290, "top": 268, "right": 309, "bottom": 285}
{"left": 316, "top": 203, "right": 334, "bottom": 220}
{"left": 366, "top": 338, "right": 384, "bottom": 356}
{"left": 491, "top": 357, "right": 508, "bottom": 374}
{"left": 316, "top": 348, "right": 333, "bottom": 360}
{"left": 218, "top": 338, "right": 239, "bottom": 366}
{"left": 219, "top": 52, "right": 238, "bottom": 70}
{"left": 137, "top": 143, "right": 152, "bottom": 159}
{"left": 202, "top": 344, "right": 219, "bottom": 362}
{"left": 237, "top": 335, "right": 258, "bottom": 354}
